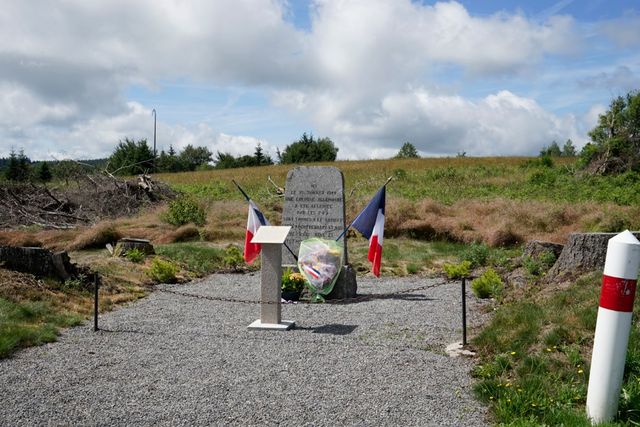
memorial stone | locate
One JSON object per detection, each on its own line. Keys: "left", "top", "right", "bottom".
{"left": 282, "top": 166, "right": 357, "bottom": 299}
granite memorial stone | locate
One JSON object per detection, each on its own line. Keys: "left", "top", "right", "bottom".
{"left": 282, "top": 166, "right": 357, "bottom": 299}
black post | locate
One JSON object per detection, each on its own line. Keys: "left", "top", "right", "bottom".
{"left": 93, "top": 274, "right": 99, "bottom": 332}
{"left": 462, "top": 277, "right": 467, "bottom": 346}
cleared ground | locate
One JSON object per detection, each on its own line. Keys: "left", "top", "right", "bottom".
{"left": 0, "top": 274, "right": 489, "bottom": 426}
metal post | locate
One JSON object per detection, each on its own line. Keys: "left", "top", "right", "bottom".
{"left": 93, "top": 274, "right": 99, "bottom": 332}
{"left": 462, "top": 277, "right": 467, "bottom": 346}
{"left": 152, "top": 108, "right": 157, "bottom": 171}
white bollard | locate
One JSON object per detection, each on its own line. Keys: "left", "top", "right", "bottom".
{"left": 586, "top": 230, "right": 640, "bottom": 424}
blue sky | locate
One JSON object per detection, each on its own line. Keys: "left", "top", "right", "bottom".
{"left": 0, "top": 0, "right": 638, "bottom": 161}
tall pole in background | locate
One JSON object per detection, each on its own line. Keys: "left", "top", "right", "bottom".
{"left": 152, "top": 108, "right": 157, "bottom": 171}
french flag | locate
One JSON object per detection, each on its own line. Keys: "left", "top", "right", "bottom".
{"left": 351, "top": 186, "right": 385, "bottom": 277}
{"left": 243, "top": 200, "right": 269, "bottom": 264}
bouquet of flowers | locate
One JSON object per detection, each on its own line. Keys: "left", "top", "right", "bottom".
{"left": 297, "top": 238, "right": 343, "bottom": 302}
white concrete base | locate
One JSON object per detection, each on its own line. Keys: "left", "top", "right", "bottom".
{"left": 446, "top": 342, "right": 476, "bottom": 358}
{"left": 247, "top": 319, "right": 295, "bottom": 331}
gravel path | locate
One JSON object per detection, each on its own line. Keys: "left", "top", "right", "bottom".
{"left": 0, "top": 274, "right": 490, "bottom": 426}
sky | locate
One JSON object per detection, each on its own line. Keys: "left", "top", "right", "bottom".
{"left": 0, "top": 0, "right": 639, "bottom": 161}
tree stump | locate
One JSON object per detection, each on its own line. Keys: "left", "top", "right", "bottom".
{"left": 547, "top": 232, "right": 640, "bottom": 280}
{"left": 113, "top": 238, "right": 155, "bottom": 257}
{"left": 0, "top": 246, "right": 77, "bottom": 280}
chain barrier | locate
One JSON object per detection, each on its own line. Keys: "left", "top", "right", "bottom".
{"left": 155, "top": 280, "right": 447, "bottom": 305}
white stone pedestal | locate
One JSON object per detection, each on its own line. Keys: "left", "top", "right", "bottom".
{"left": 247, "top": 226, "right": 295, "bottom": 331}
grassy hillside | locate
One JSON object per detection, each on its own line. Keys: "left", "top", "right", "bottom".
{"left": 154, "top": 156, "right": 640, "bottom": 247}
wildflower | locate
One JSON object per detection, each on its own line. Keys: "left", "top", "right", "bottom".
{"left": 546, "top": 348, "right": 552, "bottom": 352}
{"left": 505, "top": 383, "right": 512, "bottom": 388}
{"left": 510, "top": 351, "right": 516, "bottom": 355}
{"left": 578, "top": 369, "right": 584, "bottom": 374}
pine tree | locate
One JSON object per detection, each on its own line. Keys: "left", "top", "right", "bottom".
{"left": 5, "top": 149, "right": 20, "bottom": 181}
{"left": 37, "top": 162, "right": 53, "bottom": 182}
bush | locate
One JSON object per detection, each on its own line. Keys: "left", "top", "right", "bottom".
{"left": 163, "top": 196, "right": 206, "bottom": 226}
{"left": 471, "top": 268, "right": 504, "bottom": 299}
{"left": 461, "top": 243, "right": 490, "bottom": 268}
{"left": 223, "top": 245, "right": 244, "bottom": 271}
{"left": 146, "top": 258, "right": 178, "bottom": 283}
{"left": 443, "top": 260, "right": 471, "bottom": 279}
{"left": 125, "top": 248, "right": 145, "bottom": 263}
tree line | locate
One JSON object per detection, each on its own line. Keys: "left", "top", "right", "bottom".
{"left": 0, "top": 133, "right": 340, "bottom": 181}
{"left": 3, "top": 89, "right": 638, "bottom": 182}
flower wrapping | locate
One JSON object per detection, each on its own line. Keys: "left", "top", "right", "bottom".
{"left": 297, "top": 238, "right": 343, "bottom": 301}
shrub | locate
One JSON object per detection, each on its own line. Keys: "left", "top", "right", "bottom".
{"left": 461, "top": 243, "right": 490, "bottom": 268}
{"left": 125, "top": 248, "right": 145, "bottom": 263}
{"left": 223, "top": 245, "right": 244, "bottom": 271}
{"left": 471, "top": 268, "right": 504, "bottom": 299}
{"left": 163, "top": 196, "right": 206, "bottom": 226}
{"left": 443, "top": 260, "right": 471, "bottom": 279}
{"left": 146, "top": 258, "right": 178, "bottom": 283}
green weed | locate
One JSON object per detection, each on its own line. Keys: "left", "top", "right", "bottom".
{"left": 146, "top": 258, "right": 179, "bottom": 283}
{"left": 461, "top": 243, "right": 490, "bottom": 268}
{"left": 443, "top": 260, "right": 471, "bottom": 279}
{"left": 471, "top": 268, "right": 504, "bottom": 299}
{"left": 163, "top": 196, "right": 206, "bottom": 226}
{"left": 223, "top": 245, "right": 244, "bottom": 271}
{"left": 125, "top": 248, "right": 146, "bottom": 263}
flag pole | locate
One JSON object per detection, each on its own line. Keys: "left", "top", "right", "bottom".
{"left": 232, "top": 180, "right": 298, "bottom": 262}
{"left": 335, "top": 176, "right": 393, "bottom": 242}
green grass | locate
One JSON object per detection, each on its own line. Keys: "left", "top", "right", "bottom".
{"left": 155, "top": 242, "right": 237, "bottom": 276}
{"left": 156, "top": 157, "right": 640, "bottom": 206}
{"left": 0, "top": 298, "right": 83, "bottom": 358}
{"left": 472, "top": 272, "right": 640, "bottom": 425}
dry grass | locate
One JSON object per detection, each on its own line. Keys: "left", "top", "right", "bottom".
{"left": 68, "top": 221, "right": 122, "bottom": 251}
{"left": 2, "top": 195, "right": 638, "bottom": 252}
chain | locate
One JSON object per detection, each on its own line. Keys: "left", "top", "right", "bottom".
{"left": 155, "top": 280, "right": 447, "bottom": 305}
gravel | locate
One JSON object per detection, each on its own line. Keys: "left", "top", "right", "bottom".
{"left": 0, "top": 274, "right": 491, "bottom": 426}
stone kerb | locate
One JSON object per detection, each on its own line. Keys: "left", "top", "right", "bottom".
{"left": 281, "top": 166, "right": 357, "bottom": 299}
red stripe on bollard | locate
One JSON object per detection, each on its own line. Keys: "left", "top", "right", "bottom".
{"left": 599, "top": 274, "right": 637, "bottom": 312}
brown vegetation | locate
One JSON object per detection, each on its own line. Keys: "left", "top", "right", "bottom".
{"left": 0, "top": 174, "right": 174, "bottom": 229}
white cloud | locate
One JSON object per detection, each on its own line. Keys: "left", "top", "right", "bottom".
{"left": 285, "top": 89, "right": 584, "bottom": 158}
{"left": 599, "top": 13, "right": 640, "bottom": 47}
{"left": 578, "top": 65, "right": 640, "bottom": 92}
{"left": 0, "top": 0, "right": 611, "bottom": 160}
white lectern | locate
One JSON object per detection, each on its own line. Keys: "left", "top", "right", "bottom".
{"left": 247, "top": 226, "right": 295, "bottom": 331}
